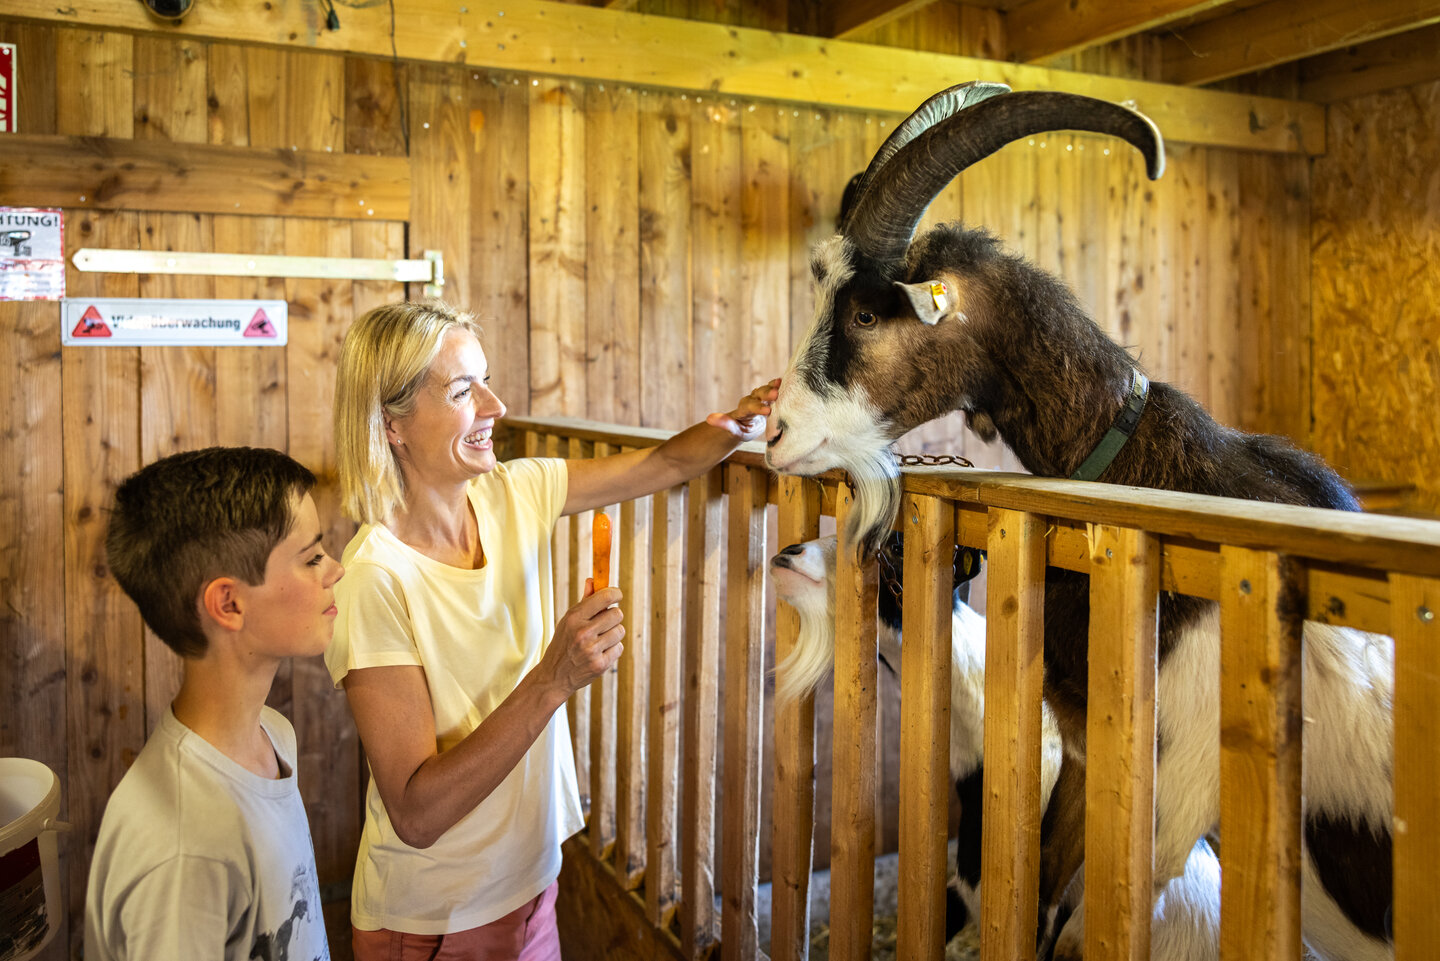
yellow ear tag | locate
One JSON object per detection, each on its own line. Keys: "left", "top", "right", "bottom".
{"left": 930, "top": 282, "right": 947, "bottom": 311}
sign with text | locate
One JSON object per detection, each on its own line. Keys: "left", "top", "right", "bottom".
{"left": 0, "top": 43, "right": 13, "bottom": 132}
{"left": 61, "top": 298, "right": 289, "bottom": 346}
{"left": 0, "top": 207, "right": 65, "bottom": 301}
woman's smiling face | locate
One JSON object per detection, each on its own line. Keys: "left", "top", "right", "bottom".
{"left": 386, "top": 328, "right": 507, "bottom": 488}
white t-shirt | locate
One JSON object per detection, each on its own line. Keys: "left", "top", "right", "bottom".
{"left": 325, "top": 457, "right": 583, "bottom": 934}
{"left": 84, "top": 706, "right": 330, "bottom": 961}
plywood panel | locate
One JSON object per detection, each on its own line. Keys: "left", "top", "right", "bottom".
{"left": 1312, "top": 81, "right": 1439, "bottom": 513}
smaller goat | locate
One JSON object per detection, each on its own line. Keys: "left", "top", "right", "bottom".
{"left": 770, "top": 535, "right": 1220, "bottom": 960}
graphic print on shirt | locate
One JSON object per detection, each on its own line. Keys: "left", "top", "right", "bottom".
{"left": 247, "top": 861, "right": 326, "bottom": 961}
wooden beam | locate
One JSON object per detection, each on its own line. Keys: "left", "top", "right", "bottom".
{"left": 1, "top": 1, "right": 1323, "bottom": 153}
{"left": 823, "top": 0, "right": 941, "bottom": 39}
{"left": 1007, "top": 0, "right": 1236, "bottom": 64}
{"left": 1161, "top": 0, "right": 1440, "bottom": 86}
{"left": 1299, "top": 21, "right": 1440, "bottom": 102}
{"left": 0, "top": 134, "right": 410, "bottom": 220}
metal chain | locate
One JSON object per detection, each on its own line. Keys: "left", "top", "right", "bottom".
{"left": 897, "top": 452, "right": 976, "bottom": 468}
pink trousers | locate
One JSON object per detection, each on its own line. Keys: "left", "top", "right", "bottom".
{"left": 352, "top": 881, "right": 562, "bottom": 961}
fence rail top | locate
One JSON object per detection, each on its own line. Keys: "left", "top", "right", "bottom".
{"left": 500, "top": 417, "right": 1440, "bottom": 578}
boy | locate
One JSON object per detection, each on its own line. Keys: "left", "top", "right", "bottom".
{"left": 85, "top": 447, "right": 343, "bottom": 961}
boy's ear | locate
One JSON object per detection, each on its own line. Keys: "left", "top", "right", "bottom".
{"left": 200, "top": 577, "right": 244, "bottom": 633}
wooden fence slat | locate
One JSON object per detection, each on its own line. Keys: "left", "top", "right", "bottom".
{"left": 829, "top": 484, "right": 878, "bottom": 961}
{"left": 590, "top": 442, "right": 620, "bottom": 861}
{"left": 1390, "top": 573, "right": 1440, "bottom": 961}
{"left": 1085, "top": 525, "right": 1160, "bottom": 961}
{"left": 771, "top": 475, "right": 822, "bottom": 961}
{"left": 1218, "top": 547, "right": 1304, "bottom": 961}
{"left": 721, "top": 463, "right": 768, "bottom": 959}
{"left": 615, "top": 449, "right": 652, "bottom": 890}
{"left": 569, "top": 436, "right": 594, "bottom": 810}
{"left": 647, "top": 484, "right": 686, "bottom": 927}
{"left": 896, "top": 494, "right": 953, "bottom": 961}
{"left": 680, "top": 467, "right": 723, "bottom": 957}
{"left": 979, "top": 508, "right": 1046, "bottom": 961}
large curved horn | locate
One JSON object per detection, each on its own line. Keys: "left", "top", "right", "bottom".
{"left": 839, "top": 81, "right": 1011, "bottom": 231}
{"left": 845, "top": 90, "right": 1166, "bottom": 266}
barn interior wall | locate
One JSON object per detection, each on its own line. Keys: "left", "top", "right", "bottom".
{"left": 0, "top": 8, "right": 1363, "bottom": 961}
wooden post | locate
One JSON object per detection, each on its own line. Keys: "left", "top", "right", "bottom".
{"left": 590, "top": 441, "right": 619, "bottom": 860}
{"left": 569, "top": 435, "right": 593, "bottom": 813}
{"left": 681, "top": 467, "right": 722, "bottom": 957}
{"left": 980, "top": 509, "right": 1047, "bottom": 961}
{"left": 830, "top": 485, "right": 878, "bottom": 961}
{"left": 772, "top": 475, "right": 822, "bottom": 961}
{"left": 647, "top": 484, "right": 686, "bottom": 927}
{"left": 1085, "top": 525, "right": 1160, "bottom": 961}
{"left": 615, "top": 447, "right": 651, "bottom": 890}
{"left": 721, "top": 464, "right": 768, "bottom": 959}
{"left": 896, "top": 494, "right": 953, "bottom": 961}
{"left": 1219, "top": 547, "right": 1304, "bottom": 961}
{"left": 1390, "top": 573, "right": 1440, "bottom": 961}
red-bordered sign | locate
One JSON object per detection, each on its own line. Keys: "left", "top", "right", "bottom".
{"left": 0, "top": 207, "right": 65, "bottom": 302}
{"left": 0, "top": 43, "right": 15, "bottom": 133}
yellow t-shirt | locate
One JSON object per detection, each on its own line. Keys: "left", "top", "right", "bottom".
{"left": 326, "top": 457, "right": 582, "bottom": 934}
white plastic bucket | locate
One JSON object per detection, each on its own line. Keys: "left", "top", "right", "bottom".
{"left": 0, "top": 758, "right": 70, "bottom": 961}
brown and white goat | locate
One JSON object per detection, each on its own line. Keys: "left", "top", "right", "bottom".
{"left": 769, "top": 535, "right": 1221, "bottom": 961}
{"left": 763, "top": 82, "right": 1395, "bottom": 961}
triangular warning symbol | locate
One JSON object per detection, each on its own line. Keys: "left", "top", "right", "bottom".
{"left": 72, "top": 305, "right": 112, "bottom": 337}
{"left": 244, "top": 308, "right": 277, "bottom": 338}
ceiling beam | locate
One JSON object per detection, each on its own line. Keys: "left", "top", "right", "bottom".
{"left": 1007, "top": 0, "right": 1237, "bottom": 64}
{"left": 1298, "top": 21, "right": 1440, "bottom": 101}
{"left": 1161, "top": 0, "right": 1440, "bottom": 86}
{"left": 0, "top": 0, "right": 1324, "bottom": 153}
{"left": 821, "top": 0, "right": 941, "bottom": 39}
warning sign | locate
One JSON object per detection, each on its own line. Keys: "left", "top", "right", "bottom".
{"left": 0, "top": 207, "right": 65, "bottom": 301}
{"left": 0, "top": 43, "right": 14, "bottom": 133}
{"left": 71, "top": 305, "right": 112, "bottom": 337}
{"left": 61, "top": 299, "right": 289, "bottom": 347}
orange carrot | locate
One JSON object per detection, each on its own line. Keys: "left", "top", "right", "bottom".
{"left": 592, "top": 512, "right": 612, "bottom": 591}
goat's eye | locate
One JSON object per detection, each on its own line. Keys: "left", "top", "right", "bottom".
{"left": 855, "top": 311, "right": 877, "bottom": 328}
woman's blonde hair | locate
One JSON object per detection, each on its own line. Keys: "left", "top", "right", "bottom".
{"left": 334, "top": 301, "right": 484, "bottom": 524}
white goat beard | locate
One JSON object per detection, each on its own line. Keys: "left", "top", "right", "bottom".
{"left": 773, "top": 597, "right": 835, "bottom": 707}
{"left": 839, "top": 447, "right": 901, "bottom": 559}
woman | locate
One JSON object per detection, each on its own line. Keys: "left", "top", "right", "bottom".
{"left": 328, "top": 301, "right": 775, "bottom": 959}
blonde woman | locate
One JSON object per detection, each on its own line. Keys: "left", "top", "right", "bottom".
{"left": 328, "top": 301, "right": 775, "bottom": 960}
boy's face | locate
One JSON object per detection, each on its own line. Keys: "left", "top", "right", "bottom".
{"left": 242, "top": 493, "right": 344, "bottom": 658}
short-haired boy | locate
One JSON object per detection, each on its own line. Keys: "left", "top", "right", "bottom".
{"left": 85, "top": 446, "right": 344, "bottom": 961}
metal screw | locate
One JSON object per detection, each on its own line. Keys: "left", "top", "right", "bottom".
{"left": 1240, "top": 579, "right": 1252, "bottom": 595}
{"left": 1105, "top": 548, "right": 1113, "bottom": 559}
{"left": 1420, "top": 606, "right": 1435, "bottom": 623}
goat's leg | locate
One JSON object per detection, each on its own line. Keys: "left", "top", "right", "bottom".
{"left": 1036, "top": 753, "right": 1087, "bottom": 953}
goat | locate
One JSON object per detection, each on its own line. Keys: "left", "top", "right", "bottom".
{"left": 762, "top": 81, "right": 1395, "bottom": 961}
{"left": 769, "top": 534, "right": 1221, "bottom": 960}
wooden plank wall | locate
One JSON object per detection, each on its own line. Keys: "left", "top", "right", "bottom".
{"left": 1, "top": 5, "right": 1326, "bottom": 961}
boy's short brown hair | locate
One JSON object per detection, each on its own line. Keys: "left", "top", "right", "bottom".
{"left": 105, "top": 447, "right": 316, "bottom": 658}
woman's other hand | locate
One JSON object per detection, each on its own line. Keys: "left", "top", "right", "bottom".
{"left": 706, "top": 377, "right": 780, "bottom": 443}
{"left": 540, "top": 578, "right": 625, "bottom": 697}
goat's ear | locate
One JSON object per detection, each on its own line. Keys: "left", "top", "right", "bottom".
{"left": 895, "top": 279, "right": 962, "bottom": 326}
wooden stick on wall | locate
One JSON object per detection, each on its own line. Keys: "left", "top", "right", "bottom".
{"left": 829, "top": 485, "right": 878, "bottom": 961}
{"left": 1219, "top": 547, "right": 1304, "bottom": 961}
{"left": 721, "top": 464, "right": 768, "bottom": 959}
{"left": 771, "top": 475, "right": 822, "bottom": 961}
{"left": 680, "top": 467, "right": 723, "bottom": 957}
{"left": 980, "top": 508, "right": 1046, "bottom": 961}
{"left": 646, "top": 484, "right": 686, "bottom": 928}
{"left": 1085, "top": 525, "right": 1159, "bottom": 960}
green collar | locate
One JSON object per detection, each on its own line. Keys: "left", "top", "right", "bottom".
{"left": 1070, "top": 369, "right": 1149, "bottom": 482}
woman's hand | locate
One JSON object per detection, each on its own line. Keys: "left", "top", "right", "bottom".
{"left": 538, "top": 578, "right": 625, "bottom": 698}
{"left": 706, "top": 377, "right": 781, "bottom": 443}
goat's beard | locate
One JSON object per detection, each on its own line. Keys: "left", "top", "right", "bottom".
{"left": 839, "top": 447, "right": 901, "bottom": 560}
{"left": 773, "top": 594, "right": 836, "bottom": 707}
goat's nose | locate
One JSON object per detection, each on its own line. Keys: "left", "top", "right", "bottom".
{"left": 765, "top": 417, "right": 787, "bottom": 446}
{"left": 777, "top": 543, "right": 806, "bottom": 556}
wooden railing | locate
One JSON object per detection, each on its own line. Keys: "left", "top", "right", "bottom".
{"left": 501, "top": 415, "right": 1440, "bottom": 961}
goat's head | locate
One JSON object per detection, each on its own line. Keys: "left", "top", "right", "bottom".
{"left": 764, "top": 83, "right": 1165, "bottom": 554}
